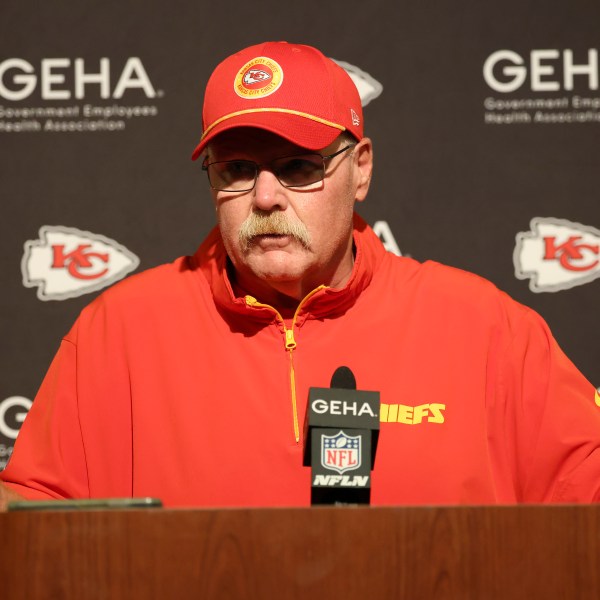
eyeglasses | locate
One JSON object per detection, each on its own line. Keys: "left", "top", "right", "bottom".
{"left": 202, "top": 144, "right": 356, "bottom": 192}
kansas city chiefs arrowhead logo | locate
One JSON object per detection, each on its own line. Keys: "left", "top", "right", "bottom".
{"left": 243, "top": 69, "right": 271, "bottom": 85}
{"left": 514, "top": 217, "right": 600, "bottom": 292}
{"left": 22, "top": 226, "right": 140, "bottom": 301}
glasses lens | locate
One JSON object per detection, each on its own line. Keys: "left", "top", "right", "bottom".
{"left": 273, "top": 155, "right": 324, "bottom": 188}
{"left": 208, "top": 160, "right": 256, "bottom": 191}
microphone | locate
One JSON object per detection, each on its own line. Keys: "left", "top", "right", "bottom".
{"left": 330, "top": 365, "right": 356, "bottom": 390}
{"left": 303, "top": 366, "right": 380, "bottom": 505}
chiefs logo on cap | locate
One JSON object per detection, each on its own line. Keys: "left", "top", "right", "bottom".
{"left": 234, "top": 56, "right": 283, "bottom": 99}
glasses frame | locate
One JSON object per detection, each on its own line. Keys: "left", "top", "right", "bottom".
{"left": 202, "top": 143, "right": 356, "bottom": 193}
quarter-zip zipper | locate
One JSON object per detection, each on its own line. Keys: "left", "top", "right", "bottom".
{"left": 245, "top": 285, "right": 327, "bottom": 443}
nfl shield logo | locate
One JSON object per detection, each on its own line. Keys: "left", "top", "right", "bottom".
{"left": 321, "top": 430, "right": 361, "bottom": 475}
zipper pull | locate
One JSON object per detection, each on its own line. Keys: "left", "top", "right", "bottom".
{"left": 285, "top": 329, "right": 296, "bottom": 350}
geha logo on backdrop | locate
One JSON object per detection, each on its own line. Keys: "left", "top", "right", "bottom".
{"left": 0, "top": 57, "right": 162, "bottom": 133}
{"left": 514, "top": 217, "right": 600, "bottom": 292}
{"left": 22, "top": 225, "right": 139, "bottom": 301}
{"left": 482, "top": 49, "right": 600, "bottom": 125}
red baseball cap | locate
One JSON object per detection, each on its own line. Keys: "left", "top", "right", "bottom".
{"left": 191, "top": 41, "right": 364, "bottom": 160}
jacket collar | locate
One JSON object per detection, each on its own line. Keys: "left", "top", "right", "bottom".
{"left": 195, "top": 212, "right": 386, "bottom": 325}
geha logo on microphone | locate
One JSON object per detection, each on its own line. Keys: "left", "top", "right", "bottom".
{"left": 514, "top": 217, "right": 600, "bottom": 292}
{"left": 311, "top": 398, "right": 377, "bottom": 417}
{"left": 22, "top": 225, "right": 139, "bottom": 301}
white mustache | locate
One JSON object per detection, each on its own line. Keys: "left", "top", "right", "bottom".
{"left": 239, "top": 211, "right": 311, "bottom": 251}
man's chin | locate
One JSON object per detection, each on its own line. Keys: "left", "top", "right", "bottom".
{"left": 247, "top": 258, "right": 308, "bottom": 284}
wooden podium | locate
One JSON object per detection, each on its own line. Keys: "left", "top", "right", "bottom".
{"left": 1, "top": 505, "right": 599, "bottom": 599}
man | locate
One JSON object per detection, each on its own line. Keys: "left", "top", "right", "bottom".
{"left": 1, "top": 41, "right": 599, "bottom": 510}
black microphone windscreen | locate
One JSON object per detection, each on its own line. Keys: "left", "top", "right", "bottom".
{"left": 330, "top": 366, "right": 356, "bottom": 390}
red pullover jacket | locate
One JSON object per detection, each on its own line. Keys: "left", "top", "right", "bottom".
{"left": 2, "top": 214, "right": 599, "bottom": 506}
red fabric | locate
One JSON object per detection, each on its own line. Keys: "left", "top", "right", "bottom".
{"left": 2, "top": 214, "right": 599, "bottom": 506}
{"left": 191, "top": 41, "right": 364, "bottom": 159}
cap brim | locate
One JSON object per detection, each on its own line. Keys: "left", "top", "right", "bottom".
{"left": 191, "top": 111, "right": 345, "bottom": 160}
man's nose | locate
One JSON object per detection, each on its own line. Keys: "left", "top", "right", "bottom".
{"left": 252, "top": 168, "right": 288, "bottom": 211}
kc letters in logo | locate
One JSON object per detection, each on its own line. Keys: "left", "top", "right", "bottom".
{"left": 514, "top": 217, "right": 600, "bottom": 292}
{"left": 22, "top": 225, "right": 139, "bottom": 300}
{"left": 321, "top": 430, "right": 362, "bottom": 475}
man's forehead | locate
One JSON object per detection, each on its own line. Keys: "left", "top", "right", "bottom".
{"left": 207, "top": 127, "right": 337, "bottom": 159}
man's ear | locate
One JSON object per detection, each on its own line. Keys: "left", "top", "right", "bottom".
{"left": 353, "top": 137, "right": 373, "bottom": 203}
